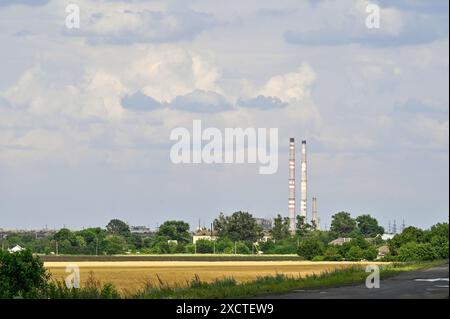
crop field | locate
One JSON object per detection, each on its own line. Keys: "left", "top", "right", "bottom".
{"left": 45, "top": 259, "right": 387, "bottom": 294}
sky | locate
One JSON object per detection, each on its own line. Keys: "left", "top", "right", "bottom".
{"left": 0, "top": 0, "right": 448, "bottom": 231}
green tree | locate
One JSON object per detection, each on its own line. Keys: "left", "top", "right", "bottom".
{"left": 106, "top": 219, "right": 130, "bottom": 237}
{"left": 388, "top": 226, "right": 425, "bottom": 255}
{"left": 235, "top": 242, "right": 251, "bottom": 254}
{"left": 356, "top": 214, "right": 384, "bottom": 237}
{"left": 297, "top": 236, "right": 325, "bottom": 260}
{"left": 295, "top": 215, "right": 313, "bottom": 238}
{"left": 215, "top": 238, "right": 234, "bottom": 253}
{"left": 195, "top": 239, "right": 214, "bottom": 253}
{"left": 323, "top": 246, "right": 342, "bottom": 261}
{"left": 346, "top": 246, "right": 365, "bottom": 261}
{"left": 0, "top": 250, "right": 50, "bottom": 298}
{"left": 330, "top": 212, "right": 357, "bottom": 237}
{"left": 157, "top": 220, "right": 191, "bottom": 243}
{"left": 397, "top": 242, "right": 438, "bottom": 261}
{"left": 271, "top": 214, "right": 291, "bottom": 240}
{"left": 103, "top": 235, "right": 127, "bottom": 255}
{"left": 213, "top": 211, "right": 263, "bottom": 243}
{"left": 427, "top": 223, "right": 449, "bottom": 240}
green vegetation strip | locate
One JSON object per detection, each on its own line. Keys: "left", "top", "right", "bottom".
{"left": 39, "top": 254, "right": 303, "bottom": 262}
{"left": 133, "top": 260, "right": 447, "bottom": 299}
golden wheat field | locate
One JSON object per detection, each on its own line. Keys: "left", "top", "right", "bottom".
{"left": 45, "top": 260, "right": 386, "bottom": 293}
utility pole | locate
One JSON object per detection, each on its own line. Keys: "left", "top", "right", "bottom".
{"left": 56, "top": 241, "right": 59, "bottom": 255}
{"left": 234, "top": 242, "right": 237, "bottom": 255}
{"left": 95, "top": 237, "right": 99, "bottom": 256}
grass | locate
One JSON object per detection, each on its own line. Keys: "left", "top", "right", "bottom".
{"left": 132, "top": 260, "right": 447, "bottom": 299}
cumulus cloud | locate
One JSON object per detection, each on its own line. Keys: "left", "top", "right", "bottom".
{"left": 124, "top": 48, "right": 222, "bottom": 102}
{"left": 260, "top": 63, "right": 316, "bottom": 102}
{"left": 237, "top": 95, "right": 287, "bottom": 110}
{"left": 170, "top": 90, "right": 232, "bottom": 113}
{"left": 64, "top": 5, "right": 217, "bottom": 44}
{"left": 121, "top": 91, "right": 162, "bottom": 112}
{"left": 285, "top": 0, "right": 448, "bottom": 46}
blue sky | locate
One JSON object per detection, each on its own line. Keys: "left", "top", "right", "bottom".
{"left": 0, "top": 0, "right": 448, "bottom": 230}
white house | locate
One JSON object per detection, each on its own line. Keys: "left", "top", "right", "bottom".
{"left": 8, "top": 245, "right": 25, "bottom": 253}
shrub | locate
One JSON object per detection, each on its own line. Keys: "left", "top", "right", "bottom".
{"left": 195, "top": 240, "right": 214, "bottom": 254}
{"left": 0, "top": 250, "right": 50, "bottom": 298}
{"left": 323, "top": 246, "right": 343, "bottom": 261}
{"left": 312, "top": 255, "right": 325, "bottom": 261}
{"left": 297, "top": 237, "right": 325, "bottom": 260}
{"left": 235, "top": 242, "right": 251, "bottom": 254}
{"left": 346, "top": 246, "right": 365, "bottom": 261}
{"left": 397, "top": 242, "right": 439, "bottom": 262}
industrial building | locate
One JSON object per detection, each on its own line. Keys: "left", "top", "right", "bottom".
{"left": 288, "top": 138, "right": 320, "bottom": 231}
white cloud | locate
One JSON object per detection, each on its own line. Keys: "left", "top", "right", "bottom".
{"left": 260, "top": 63, "right": 316, "bottom": 102}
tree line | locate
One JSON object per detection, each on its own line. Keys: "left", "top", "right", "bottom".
{"left": 1, "top": 212, "right": 448, "bottom": 262}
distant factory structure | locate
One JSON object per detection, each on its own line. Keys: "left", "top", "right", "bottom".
{"left": 288, "top": 138, "right": 320, "bottom": 232}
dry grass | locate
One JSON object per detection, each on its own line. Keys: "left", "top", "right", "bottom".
{"left": 45, "top": 260, "right": 388, "bottom": 293}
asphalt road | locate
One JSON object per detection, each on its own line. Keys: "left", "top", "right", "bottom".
{"left": 263, "top": 263, "right": 449, "bottom": 299}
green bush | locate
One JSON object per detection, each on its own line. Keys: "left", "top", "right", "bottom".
{"left": 195, "top": 240, "right": 214, "bottom": 254}
{"left": 0, "top": 250, "right": 50, "bottom": 298}
{"left": 312, "top": 255, "right": 325, "bottom": 261}
{"left": 235, "top": 242, "right": 251, "bottom": 254}
{"left": 297, "top": 237, "right": 325, "bottom": 260}
{"left": 397, "top": 242, "right": 439, "bottom": 261}
{"left": 346, "top": 246, "right": 365, "bottom": 261}
{"left": 323, "top": 246, "right": 343, "bottom": 261}
{"left": 215, "top": 238, "right": 234, "bottom": 253}
{"left": 430, "top": 236, "right": 449, "bottom": 259}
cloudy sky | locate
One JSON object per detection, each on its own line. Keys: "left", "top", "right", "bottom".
{"left": 0, "top": 0, "right": 448, "bottom": 230}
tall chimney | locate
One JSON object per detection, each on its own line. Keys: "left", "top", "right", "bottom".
{"left": 312, "top": 197, "right": 320, "bottom": 230}
{"left": 288, "top": 138, "right": 296, "bottom": 232}
{"left": 300, "top": 140, "right": 307, "bottom": 220}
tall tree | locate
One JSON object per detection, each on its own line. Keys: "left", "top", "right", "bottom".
{"left": 213, "top": 211, "right": 263, "bottom": 243}
{"left": 271, "top": 214, "right": 291, "bottom": 240}
{"left": 157, "top": 220, "right": 191, "bottom": 243}
{"left": 356, "top": 214, "right": 384, "bottom": 237}
{"left": 330, "top": 212, "right": 357, "bottom": 237}
{"left": 106, "top": 219, "right": 130, "bottom": 237}
{"left": 295, "top": 215, "right": 313, "bottom": 238}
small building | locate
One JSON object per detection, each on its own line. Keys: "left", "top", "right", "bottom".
{"left": 329, "top": 237, "right": 352, "bottom": 246}
{"left": 167, "top": 240, "right": 178, "bottom": 245}
{"left": 192, "top": 228, "right": 218, "bottom": 244}
{"left": 193, "top": 235, "right": 218, "bottom": 244}
{"left": 8, "top": 245, "right": 25, "bottom": 253}
{"left": 377, "top": 245, "right": 390, "bottom": 259}
{"left": 381, "top": 233, "right": 395, "bottom": 241}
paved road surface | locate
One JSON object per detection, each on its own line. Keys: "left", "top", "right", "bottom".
{"left": 262, "top": 263, "right": 449, "bottom": 299}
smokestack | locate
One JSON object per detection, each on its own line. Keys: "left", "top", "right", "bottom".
{"left": 312, "top": 197, "right": 320, "bottom": 230}
{"left": 300, "top": 140, "right": 307, "bottom": 220}
{"left": 288, "top": 138, "right": 296, "bottom": 232}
